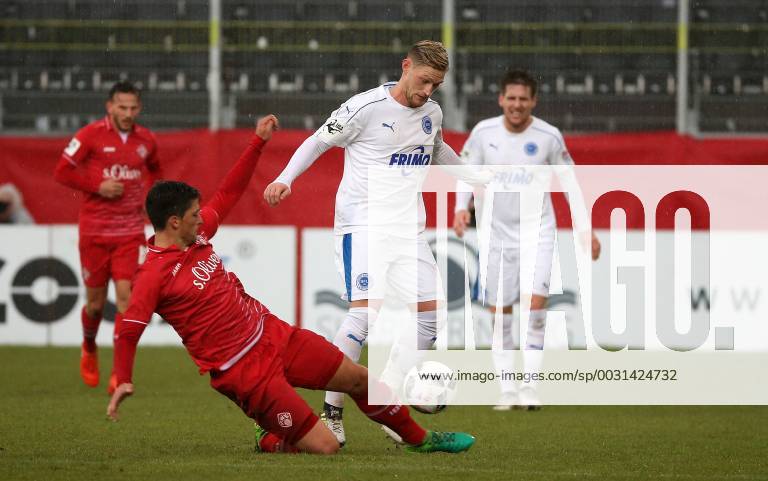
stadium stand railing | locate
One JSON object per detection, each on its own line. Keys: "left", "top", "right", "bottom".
{"left": 0, "top": 0, "right": 766, "bottom": 134}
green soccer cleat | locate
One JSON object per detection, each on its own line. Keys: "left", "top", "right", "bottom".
{"left": 405, "top": 431, "right": 476, "bottom": 454}
{"left": 254, "top": 423, "right": 268, "bottom": 453}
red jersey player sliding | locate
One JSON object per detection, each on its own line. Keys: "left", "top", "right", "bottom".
{"left": 54, "top": 81, "right": 162, "bottom": 391}
{"left": 106, "top": 115, "right": 475, "bottom": 455}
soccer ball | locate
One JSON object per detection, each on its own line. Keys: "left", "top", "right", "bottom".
{"left": 403, "top": 361, "right": 457, "bottom": 414}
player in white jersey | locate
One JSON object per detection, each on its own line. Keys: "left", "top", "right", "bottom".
{"left": 264, "top": 41, "right": 474, "bottom": 446}
{"left": 453, "top": 70, "right": 601, "bottom": 410}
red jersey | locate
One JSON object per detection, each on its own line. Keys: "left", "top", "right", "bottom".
{"left": 54, "top": 116, "right": 161, "bottom": 237}
{"left": 114, "top": 136, "right": 267, "bottom": 384}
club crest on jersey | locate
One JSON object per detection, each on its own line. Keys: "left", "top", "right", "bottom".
{"left": 421, "top": 115, "right": 432, "bottom": 134}
{"left": 356, "top": 273, "right": 369, "bottom": 291}
{"left": 277, "top": 412, "right": 293, "bottom": 428}
{"left": 324, "top": 119, "right": 344, "bottom": 135}
{"left": 524, "top": 142, "right": 538, "bottom": 156}
{"left": 136, "top": 144, "right": 148, "bottom": 159}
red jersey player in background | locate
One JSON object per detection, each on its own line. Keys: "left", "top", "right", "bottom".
{"left": 54, "top": 81, "right": 162, "bottom": 390}
{"left": 107, "top": 115, "right": 475, "bottom": 455}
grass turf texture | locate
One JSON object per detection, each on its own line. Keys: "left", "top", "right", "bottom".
{"left": 1, "top": 346, "right": 766, "bottom": 481}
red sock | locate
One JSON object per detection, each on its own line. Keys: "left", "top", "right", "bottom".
{"left": 81, "top": 307, "right": 102, "bottom": 352}
{"left": 259, "top": 432, "right": 300, "bottom": 453}
{"left": 350, "top": 380, "right": 427, "bottom": 446}
{"left": 113, "top": 313, "right": 124, "bottom": 342}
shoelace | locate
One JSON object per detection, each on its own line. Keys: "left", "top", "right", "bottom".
{"left": 329, "top": 422, "right": 343, "bottom": 434}
{"left": 322, "top": 413, "right": 344, "bottom": 434}
{"left": 430, "top": 432, "right": 456, "bottom": 445}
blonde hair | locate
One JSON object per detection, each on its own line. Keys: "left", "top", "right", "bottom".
{"left": 407, "top": 40, "right": 449, "bottom": 71}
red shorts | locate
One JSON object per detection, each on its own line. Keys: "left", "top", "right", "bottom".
{"left": 209, "top": 314, "right": 344, "bottom": 445}
{"left": 78, "top": 234, "right": 145, "bottom": 288}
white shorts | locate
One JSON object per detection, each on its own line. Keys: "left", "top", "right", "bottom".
{"left": 334, "top": 231, "right": 443, "bottom": 303}
{"left": 478, "top": 228, "right": 555, "bottom": 307}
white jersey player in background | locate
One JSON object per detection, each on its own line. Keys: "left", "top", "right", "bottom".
{"left": 453, "top": 69, "right": 601, "bottom": 410}
{"left": 265, "top": 40, "right": 475, "bottom": 446}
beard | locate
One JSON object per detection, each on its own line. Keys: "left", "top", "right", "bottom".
{"left": 406, "top": 91, "right": 427, "bottom": 108}
{"left": 112, "top": 114, "right": 133, "bottom": 132}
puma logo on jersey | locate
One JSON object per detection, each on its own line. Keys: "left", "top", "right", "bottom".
{"left": 382, "top": 121, "right": 395, "bottom": 132}
{"left": 489, "top": 143, "right": 498, "bottom": 150}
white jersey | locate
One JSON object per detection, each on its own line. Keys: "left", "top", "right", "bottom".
{"left": 315, "top": 83, "right": 444, "bottom": 237}
{"left": 460, "top": 115, "right": 573, "bottom": 241}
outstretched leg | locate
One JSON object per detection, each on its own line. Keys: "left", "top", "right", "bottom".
{"left": 324, "top": 356, "right": 428, "bottom": 445}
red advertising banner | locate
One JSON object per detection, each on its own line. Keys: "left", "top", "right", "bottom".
{"left": 2, "top": 130, "right": 767, "bottom": 227}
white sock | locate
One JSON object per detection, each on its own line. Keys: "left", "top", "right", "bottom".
{"left": 523, "top": 309, "right": 546, "bottom": 391}
{"left": 491, "top": 312, "right": 518, "bottom": 394}
{"left": 380, "top": 310, "right": 437, "bottom": 395}
{"left": 416, "top": 310, "right": 437, "bottom": 350}
{"left": 324, "top": 307, "right": 371, "bottom": 409}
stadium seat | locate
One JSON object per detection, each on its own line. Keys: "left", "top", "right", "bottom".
{"left": 643, "top": 72, "right": 675, "bottom": 96}
{"left": 39, "top": 70, "right": 73, "bottom": 91}
{"left": 734, "top": 75, "right": 767, "bottom": 95}
{"left": 324, "top": 73, "right": 359, "bottom": 93}
{"left": 148, "top": 71, "right": 186, "bottom": 92}
{"left": 557, "top": 74, "right": 594, "bottom": 95}
{"left": 701, "top": 74, "right": 733, "bottom": 96}
{"left": 460, "top": 75, "right": 484, "bottom": 95}
{"left": 0, "top": 69, "right": 17, "bottom": 90}
{"left": 18, "top": 70, "right": 38, "bottom": 90}
{"left": 268, "top": 72, "right": 304, "bottom": 93}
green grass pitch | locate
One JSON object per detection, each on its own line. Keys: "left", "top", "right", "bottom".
{"left": 1, "top": 346, "right": 766, "bottom": 480}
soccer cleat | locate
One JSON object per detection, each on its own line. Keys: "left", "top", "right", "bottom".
{"left": 381, "top": 425, "right": 404, "bottom": 446}
{"left": 517, "top": 386, "right": 542, "bottom": 411}
{"left": 254, "top": 423, "right": 268, "bottom": 453}
{"left": 80, "top": 342, "right": 99, "bottom": 387}
{"left": 320, "top": 411, "right": 346, "bottom": 447}
{"left": 107, "top": 372, "right": 118, "bottom": 395}
{"left": 492, "top": 391, "right": 518, "bottom": 411}
{"left": 405, "top": 431, "right": 475, "bottom": 454}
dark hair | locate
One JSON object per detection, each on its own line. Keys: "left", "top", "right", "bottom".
{"left": 146, "top": 181, "right": 200, "bottom": 231}
{"left": 108, "top": 80, "right": 141, "bottom": 101}
{"left": 499, "top": 69, "right": 537, "bottom": 98}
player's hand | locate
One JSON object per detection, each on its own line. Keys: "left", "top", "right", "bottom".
{"left": 263, "top": 182, "right": 291, "bottom": 207}
{"left": 98, "top": 179, "right": 124, "bottom": 199}
{"left": 591, "top": 231, "right": 601, "bottom": 261}
{"left": 255, "top": 114, "right": 279, "bottom": 141}
{"left": 453, "top": 209, "right": 471, "bottom": 238}
{"left": 106, "top": 382, "right": 134, "bottom": 421}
